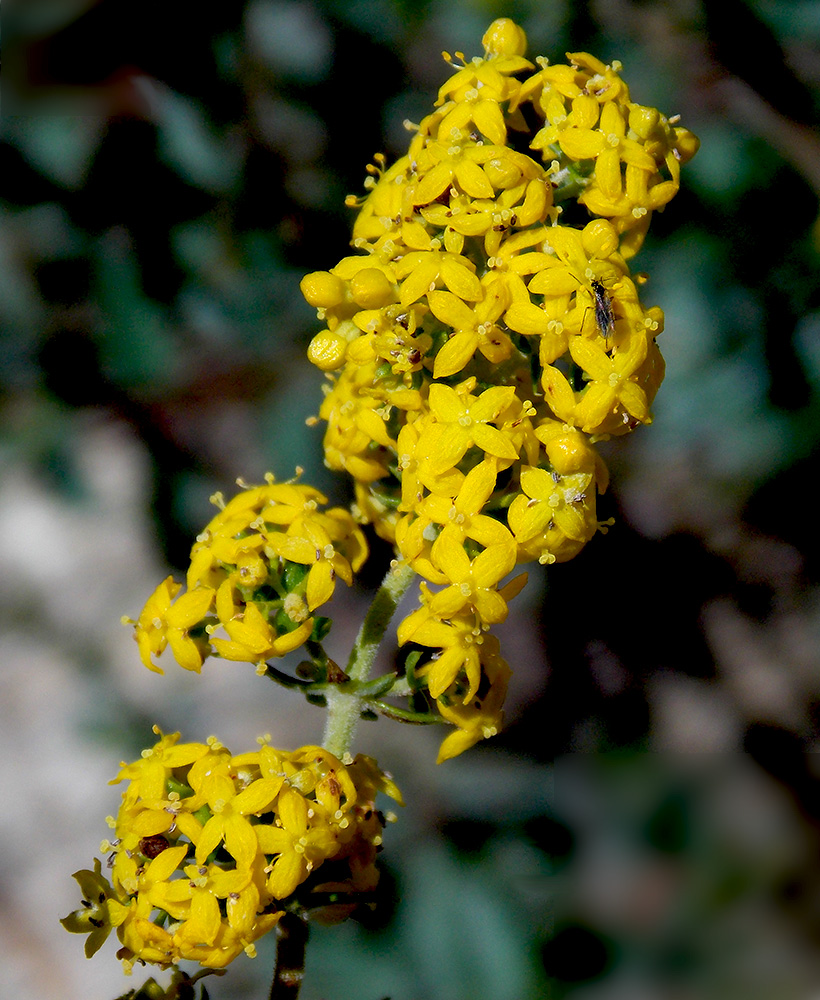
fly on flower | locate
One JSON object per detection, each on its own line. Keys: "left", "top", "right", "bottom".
{"left": 591, "top": 280, "right": 615, "bottom": 341}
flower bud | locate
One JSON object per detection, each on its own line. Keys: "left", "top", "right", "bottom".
{"left": 308, "top": 329, "right": 348, "bottom": 371}
{"left": 482, "top": 17, "right": 527, "bottom": 58}
{"left": 301, "top": 270, "right": 346, "bottom": 308}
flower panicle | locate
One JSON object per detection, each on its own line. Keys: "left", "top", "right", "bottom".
{"left": 62, "top": 730, "right": 401, "bottom": 972}
{"left": 299, "top": 18, "right": 697, "bottom": 757}
{"left": 126, "top": 475, "right": 367, "bottom": 676}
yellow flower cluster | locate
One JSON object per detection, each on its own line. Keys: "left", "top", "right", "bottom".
{"left": 62, "top": 728, "right": 401, "bottom": 971}
{"left": 129, "top": 477, "right": 367, "bottom": 675}
{"left": 301, "top": 19, "right": 697, "bottom": 757}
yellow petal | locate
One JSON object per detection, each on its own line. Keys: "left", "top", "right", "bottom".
{"left": 234, "top": 777, "right": 284, "bottom": 816}
{"left": 454, "top": 158, "right": 495, "bottom": 199}
{"left": 472, "top": 543, "right": 516, "bottom": 589}
{"left": 414, "top": 162, "right": 455, "bottom": 205}
{"left": 505, "top": 301, "right": 549, "bottom": 336}
{"left": 441, "top": 257, "right": 483, "bottom": 301}
{"left": 569, "top": 337, "right": 612, "bottom": 380}
{"left": 516, "top": 178, "right": 550, "bottom": 226}
{"left": 271, "top": 619, "right": 314, "bottom": 656}
{"left": 558, "top": 126, "right": 607, "bottom": 161}
{"left": 186, "top": 890, "right": 222, "bottom": 945}
{"left": 223, "top": 813, "right": 259, "bottom": 869}
{"left": 306, "top": 560, "right": 334, "bottom": 610}
{"left": 427, "top": 289, "right": 475, "bottom": 330}
{"left": 267, "top": 852, "right": 305, "bottom": 900}
{"left": 471, "top": 424, "right": 519, "bottom": 461}
{"left": 472, "top": 99, "right": 507, "bottom": 146}
{"left": 433, "top": 331, "right": 479, "bottom": 378}
{"left": 167, "top": 629, "right": 204, "bottom": 673}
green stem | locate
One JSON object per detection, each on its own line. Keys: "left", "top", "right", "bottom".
{"left": 322, "top": 559, "right": 415, "bottom": 757}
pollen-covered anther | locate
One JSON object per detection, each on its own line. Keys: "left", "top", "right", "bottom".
{"left": 284, "top": 593, "right": 309, "bottom": 623}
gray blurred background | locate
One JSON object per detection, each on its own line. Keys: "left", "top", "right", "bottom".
{"left": 3, "top": 0, "right": 820, "bottom": 998}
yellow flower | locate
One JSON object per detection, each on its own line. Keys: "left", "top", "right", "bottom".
{"left": 175, "top": 909, "right": 282, "bottom": 968}
{"left": 318, "top": 366, "right": 397, "bottom": 482}
{"left": 257, "top": 787, "right": 341, "bottom": 899}
{"left": 427, "top": 532, "right": 518, "bottom": 626}
{"left": 436, "top": 645, "right": 511, "bottom": 762}
{"left": 191, "top": 773, "right": 284, "bottom": 870}
{"left": 394, "top": 247, "right": 482, "bottom": 308}
{"left": 209, "top": 580, "right": 314, "bottom": 668}
{"left": 417, "top": 383, "right": 520, "bottom": 476}
{"left": 570, "top": 330, "right": 650, "bottom": 433}
{"left": 60, "top": 859, "right": 130, "bottom": 957}
{"left": 395, "top": 414, "right": 463, "bottom": 514}
{"left": 264, "top": 507, "right": 366, "bottom": 611}
{"left": 507, "top": 466, "right": 599, "bottom": 565}
{"left": 74, "top": 732, "right": 401, "bottom": 971}
{"left": 428, "top": 274, "right": 513, "bottom": 378}
{"left": 156, "top": 861, "right": 255, "bottom": 949}
{"left": 110, "top": 726, "right": 211, "bottom": 801}
{"left": 399, "top": 601, "right": 487, "bottom": 702}
{"left": 415, "top": 459, "right": 512, "bottom": 549}
{"left": 131, "top": 577, "right": 215, "bottom": 674}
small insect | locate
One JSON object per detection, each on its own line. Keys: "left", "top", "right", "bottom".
{"left": 590, "top": 280, "right": 615, "bottom": 341}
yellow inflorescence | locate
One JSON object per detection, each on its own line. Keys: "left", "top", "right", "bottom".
{"left": 68, "top": 18, "right": 699, "bottom": 985}
{"left": 302, "top": 19, "right": 697, "bottom": 759}
{"left": 128, "top": 476, "right": 367, "bottom": 675}
{"left": 62, "top": 728, "right": 401, "bottom": 971}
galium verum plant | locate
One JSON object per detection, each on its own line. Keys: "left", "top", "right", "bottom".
{"left": 62, "top": 19, "right": 698, "bottom": 999}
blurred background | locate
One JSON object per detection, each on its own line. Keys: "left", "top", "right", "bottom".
{"left": 3, "top": 0, "right": 820, "bottom": 998}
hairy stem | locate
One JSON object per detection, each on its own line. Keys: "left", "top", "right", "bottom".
{"left": 322, "top": 559, "right": 415, "bottom": 757}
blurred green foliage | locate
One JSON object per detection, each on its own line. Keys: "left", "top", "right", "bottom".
{"left": 5, "top": 0, "right": 820, "bottom": 997}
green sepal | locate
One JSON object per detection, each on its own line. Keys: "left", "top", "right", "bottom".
{"left": 193, "top": 804, "right": 211, "bottom": 826}
{"left": 404, "top": 649, "right": 424, "bottom": 689}
{"left": 166, "top": 777, "right": 194, "bottom": 799}
{"left": 282, "top": 560, "right": 310, "bottom": 591}
{"left": 311, "top": 616, "right": 332, "bottom": 642}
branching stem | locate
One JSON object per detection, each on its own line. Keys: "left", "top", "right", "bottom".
{"left": 321, "top": 560, "right": 415, "bottom": 757}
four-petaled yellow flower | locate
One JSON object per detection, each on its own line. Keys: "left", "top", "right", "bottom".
{"left": 418, "top": 383, "right": 520, "bottom": 476}
{"left": 132, "top": 577, "right": 215, "bottom": 674}
{"left": 257, "top": 787, "right": 341, "bottom": 899}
